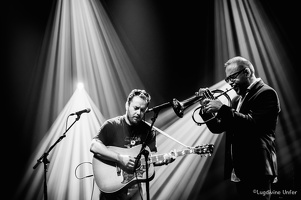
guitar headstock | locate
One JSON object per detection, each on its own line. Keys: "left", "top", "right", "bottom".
{"left": 193, "top": 144, "right": 214, "bottom": 156}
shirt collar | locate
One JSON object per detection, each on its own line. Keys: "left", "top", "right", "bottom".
{"left": 240, "top": 78, "right": 261, "bottom": 98}
{"left": 247, "top": 78, "right": 261, "bottom": 91}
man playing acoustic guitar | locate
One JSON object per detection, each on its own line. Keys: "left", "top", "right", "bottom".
{"left": 90, "top": 89, "right": 175, "bottom": 200}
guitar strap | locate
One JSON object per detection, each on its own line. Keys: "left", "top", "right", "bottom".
{"left": 143, "top": 121, "right": 191, "bottom": 148}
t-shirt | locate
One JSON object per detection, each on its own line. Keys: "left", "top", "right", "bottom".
{"left": 95, "top": 115, "right": 157, "bottom": 151}
{"left": 94, "top": 115, "right": 157, "bottom": 200}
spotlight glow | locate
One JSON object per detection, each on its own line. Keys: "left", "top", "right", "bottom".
{"left": 77, "top": 82, "right": 84, "bottom": 90}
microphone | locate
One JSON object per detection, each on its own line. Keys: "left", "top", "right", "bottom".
{"left": 70, "top": 108, "right": 91, "bottom": 116}
{"left": 147, "top": 102, "right": 171, "bottom": 113}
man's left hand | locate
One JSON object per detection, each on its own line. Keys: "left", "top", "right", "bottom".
{"left": 164, "top": 150, "right": 177, "bottom": 164}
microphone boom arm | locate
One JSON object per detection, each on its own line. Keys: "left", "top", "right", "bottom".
{"left": 32, "top": 115, "right": 81, "bottom": 200}
{"left": 147, "top": 102, "right": 171, "bottom": 113}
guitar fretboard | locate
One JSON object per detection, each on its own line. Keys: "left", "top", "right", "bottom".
{"left": 137, "top": 144, "right": 213, "bottom": 165}
{"left": 141, "top": 149, "right": 196, "bottom": 164}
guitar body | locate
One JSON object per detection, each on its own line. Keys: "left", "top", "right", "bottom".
{"left": 92, "top": 145, "right": 155, "bottom": 193}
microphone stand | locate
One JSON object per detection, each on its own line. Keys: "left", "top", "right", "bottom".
{"left": 134, "top": 110, "right": 160, "bottom": 200}
{"left": 33, "top": 114, "right": 81, "bottom": 200}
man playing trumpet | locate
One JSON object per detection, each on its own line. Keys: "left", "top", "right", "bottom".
{"left": 198, "top": 56, "right": 280, "bottom": 200}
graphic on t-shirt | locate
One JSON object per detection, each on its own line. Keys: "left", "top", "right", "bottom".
{"left": 124, "top": 136, "right": 141, "bottom": 148}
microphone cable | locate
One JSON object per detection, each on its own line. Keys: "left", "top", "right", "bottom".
{"left": 74, "top": 162, "right": 95, "bottom": 200}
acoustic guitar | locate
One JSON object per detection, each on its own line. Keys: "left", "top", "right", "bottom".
{"left": 92, "top": 144, "right": 214, "bottom": 193}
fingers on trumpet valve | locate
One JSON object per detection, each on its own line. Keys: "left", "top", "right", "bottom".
{"left": 198, "top": 87, "right": 209, "bottom": 96}
{"left": 197, "top": 88, "right": 212, "bottom": 108}
{"left": 198, "top": 88, "right": 214, "bottom": 99}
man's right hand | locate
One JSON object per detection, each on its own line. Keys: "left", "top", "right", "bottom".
{"left": 117, "top": 154, "right": 136, "bottom": 172}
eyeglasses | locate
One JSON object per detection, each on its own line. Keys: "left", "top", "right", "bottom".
{"left": 225, "top": 68, "right": 246, "bottom": 83}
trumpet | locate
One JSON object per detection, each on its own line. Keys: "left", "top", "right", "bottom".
{"left": 171, "top": 87, "right": 234, "bottom": 125}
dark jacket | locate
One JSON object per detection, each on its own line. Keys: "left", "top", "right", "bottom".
{"left": 200, "top": 80, "right": 280, "bottom": 180}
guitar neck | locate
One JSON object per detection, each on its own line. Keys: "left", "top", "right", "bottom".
{"left": 143, "top": 149, "right": 195, "bottom": 164}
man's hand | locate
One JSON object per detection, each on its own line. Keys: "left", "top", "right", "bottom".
{"left": 198, "top": 88, "right": 214, "bottom": 106}
{"left": 202, "top": 99, "right": 223, "bottom": 114}
{"left": 165, "top": 149, "right": 177, "bottom": 164}
{"left": 198, "top": 88, "right": 223, "bottom": 114}
{"left": 117, "top": 154, "right": 136, "bottom": 171}
{"left": 154, "top": 150, "right": 177, "bottom": 166}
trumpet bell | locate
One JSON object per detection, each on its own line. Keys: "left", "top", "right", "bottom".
{"left": 172, "top": 94, "right": 203, "bottom": 118}
{"left": 171, "top": 88, "right": 233, "bottom": 123}
{"left": 172, "top": 98, "right": 184, "bottom": 118}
